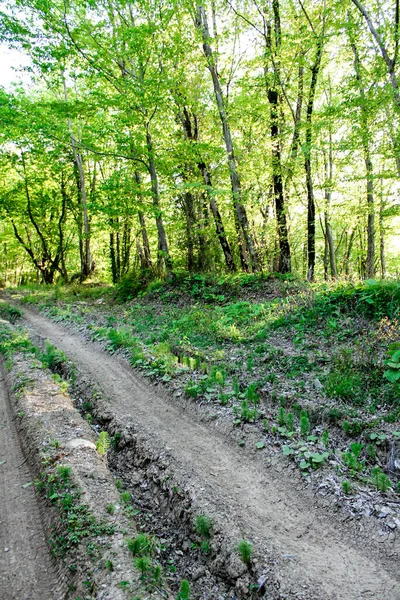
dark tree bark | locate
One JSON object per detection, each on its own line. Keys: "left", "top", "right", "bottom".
{"left": 304, "top": 36, "right": 324, "bottom": 281}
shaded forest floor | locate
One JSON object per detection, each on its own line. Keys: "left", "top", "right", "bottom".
{"left": 1, "top": 274, "right": 400, "bottom": 598}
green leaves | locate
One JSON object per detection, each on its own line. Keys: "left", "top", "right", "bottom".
{"left": 384, "top": 348, "right": 400, "bottom": 383}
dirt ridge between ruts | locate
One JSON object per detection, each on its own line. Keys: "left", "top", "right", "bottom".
{"left": 21, "top": 305, "right": 400, "bottom": 600}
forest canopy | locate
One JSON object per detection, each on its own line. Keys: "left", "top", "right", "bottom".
{"left": 0, "top": 0, "right": 399, "bottom": 285}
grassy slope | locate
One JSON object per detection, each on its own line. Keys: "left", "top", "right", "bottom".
{"left": 10, "top": 274, "right": 400, "bottom": 499}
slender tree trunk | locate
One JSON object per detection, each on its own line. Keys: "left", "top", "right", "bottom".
{"left": 264, "top": 1, "right": 291, "bottom": 273}
{"left": 349, "top": 31, "right": 375, "bottom": 278}
{"left": 199, "top": 162, "right": 236, "bottom": 272}
{"left": 344, "top": 227, "right": 356, "bottom": 276}
{"left": 324, "top": 135, "right": 337, "bottom": 278}
{"left": 268, "top": 88, "right": 291, "bottom": 273}
{"left": 110, "top": 225, "right": 118, "bottom": 284}
{"left": 379, "top": 186, "right": 386, "bottom": 279}
{"left": 63, "top": 80, "right": 92, "bottom": 279}
{"left": 145, "top": 128, "right": 171, "bottom": 273}
{"left": 178, "top": 107, "right": 235, "bottom": 272}
{"left": 304, "top": 37, "right": 324, "bottom": 281}
{"left": 195, "top": 4, "right": 259, "bottom": 272}
{"left": 134, "top": 171, "right": 152, "bottom": 270}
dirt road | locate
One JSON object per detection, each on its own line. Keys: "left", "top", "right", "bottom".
{"left": 0, "top": 364, "right": 60, "bottom": 600}
{"left": 22, "top": 306, "right": 400, "bottom": 600}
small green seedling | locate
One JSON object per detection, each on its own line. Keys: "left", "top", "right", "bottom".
{"left": 237, "top": 539, "right": 253, "bottom": 566}
{"left": 177, "top": 579, "right": 191, "bottom": 600}
{"left": 195, "top": 514, "right": 212, "bottom": 538}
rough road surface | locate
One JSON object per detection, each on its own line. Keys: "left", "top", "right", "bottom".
{"left": 22, "top": 306, "right": 400, "bottom": 600}
{"left": 0, "top": 365, "right": 59, "bottom": 600}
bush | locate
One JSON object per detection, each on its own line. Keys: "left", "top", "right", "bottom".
{"left": 115, "top": 269, "right": 155, "bottom": 301}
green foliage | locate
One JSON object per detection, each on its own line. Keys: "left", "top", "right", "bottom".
{"left": 342, "top": 443, "right": 364, "bottom": 474}
{"left": 37, "top": 468, "right": 114, "bottom": 558}
{"left": 177, "top": 579, "right": 191, "bottom": 600}
{"left": 195, "top": 514, "right": 213, "bottom": 538}
{"left": 370, "top": 467, "right": 392, "bottom": 492}
{"left": 324, "top": 369, "right": 362, "bottom": 401}
{"left": 384, "top": 346, "right": 400, "bottom": 383}
{"left": 341, "top": 480, "right": 352, "bottom": 495}
{"left": 127, "top": 533, "right": 156, "bottom": 557}
{"left": 0, "top": 302, "right": 22, "bottom": 323}
{"left": 41, "top": 341, "right": 67, "bottom": 371}
{"left": 237, "top": 539, "right": 253, "bottom": 566}
{"left": 299, "top": 411, "right": 310, "bottom": 437}
{"left": 96, "top": 431, "right": 111, "bottom": 455}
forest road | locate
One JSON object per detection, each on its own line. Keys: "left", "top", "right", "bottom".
{"left": 0, "top": 363, "right": 60, "bottom": 599}
{"left": 22, "top": 306, "right": 400, "bottom": 600}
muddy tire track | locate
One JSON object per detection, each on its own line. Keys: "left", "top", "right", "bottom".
{"left": 22, "top": 306, "right": 400, "bottom": 600}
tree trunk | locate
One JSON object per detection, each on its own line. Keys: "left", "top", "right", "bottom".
{"left": 349, "top": 30, "right": 375, "bottom": 278}
{"left": 195, "top": 4, "right": 259, "bottom": 272}
{"left": 304, "top": 38, "right": 324, "bottom": 281}
{"left": 145, "top": 128, "right": 172, "bottom": 273}
{"left": 63, "top": 80, "right": 93, "bottom": 280}
{"left": 199, "top": 162, "right": 236, "bottom": 272}
{"left": 379, "top": 188, "right": 386, "bottom": 279}
{"left": 324, "top": 136, "right": 337, "bottom": 278}
{"left": 178, "top": 106, "right": 235, "bottom": 272}
{"left": 134, "top": 171, "right": 152, "bottom": 270}
{"left": 268, "top": 88, "right": 291, "bottom": 273}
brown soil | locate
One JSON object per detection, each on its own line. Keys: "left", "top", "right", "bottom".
{"left": 20, "top": 306, "right": 400, "bottom": 600}
{"left": 0, "top": 361, "right": 60, "bottom": 599}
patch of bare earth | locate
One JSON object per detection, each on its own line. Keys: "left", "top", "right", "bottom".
{"left": 21, "top": 306, "right": 400, "bottom": 600}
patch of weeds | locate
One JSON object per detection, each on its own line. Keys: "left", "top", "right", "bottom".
{"left": 370, "top": 467, "right": 392, "bottom": 492}
{"left": 341, "top": 480, "right": 352, "bottom": 495}
{"left": 324, "top": 369, "right": 363, "bottom": 403}
{"left": 185, "top": 381, "right": 201, "bottom": 399}
{"left": 37, "top": 466, "right": 114, "bottom": 559}
{"left": 115, "top": 478, "right": 123, "bottom": 490}
{"left": 126, "top": 533, "right": 157, "bottom": 557}
{"left": 41, "top": 341, "right": 67, "bottom": 372}
{"left": 120, "top": 491, "right": 131, "bottom": 504}
{"left": 0, "top": 302, "right": 22, "bottom": 323}
{"left": 233, "top": 400, "right": 259, "bottom": 424}
{"left": 342, "top": 443, "right": 364, "bottom": 474}
{"left": 300, "top": 410, "right": 310, "bottom": 437}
